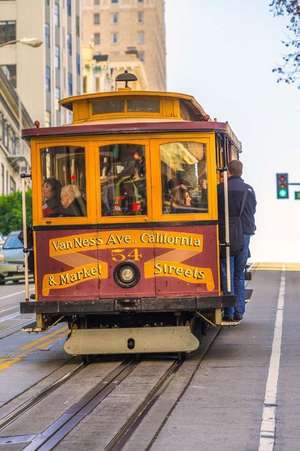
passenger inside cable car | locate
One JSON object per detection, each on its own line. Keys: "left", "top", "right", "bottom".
{"left": 40, "top": 145, "right": 87, "bottom": 218}
{"left": 160, "top": 141, "right": 208, "bottom": 214}
{"left": 42, "top": 177, "right": 62, "bottom": 217}
{"left": 100, "top": 143, "right": 146, "bottom": 216}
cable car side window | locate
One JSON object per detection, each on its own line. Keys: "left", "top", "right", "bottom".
{"left": 99, "top": 144, "right": 146, "bottom": 216}
{"left": 160, "top": 142, "right": 208, "bottom": 214}
{"left": 41, "top": 146, "right": 87, "bottom": 217}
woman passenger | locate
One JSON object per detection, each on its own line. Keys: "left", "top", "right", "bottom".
{"left": 42, "top": 178, "right": 62, "bottom": 217}
{"left": 60, "top": 184, "right": 86, "bottom": 217}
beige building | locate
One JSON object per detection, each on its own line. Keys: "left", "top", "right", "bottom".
{"left": 81, "top": 0, "right": 166, "bottom": 91}
{"left": 82, "top": 45, "right": 148, "bottom": 93}
{"left": 0, "top": 67, "right": 33, "bottom": 195}
{"left": 0, "top": 0, "right": 81, "bottom": 126}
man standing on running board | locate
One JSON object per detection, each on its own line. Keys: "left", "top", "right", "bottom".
{"left": 218, "top": 160, "right": 257, "bottom": 322}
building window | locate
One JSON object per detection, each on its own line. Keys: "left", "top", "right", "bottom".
{"left": 111, "top": 32, "right": 119, "bottom": 44}
{"left": 55, "top": 46, "right": 60, "bottom": 69}
{"left": 111, "top": 12, "right": 119, "bottom": 24}
{"left": 44, "top": 23, "right": 50, "bottom": 48}
{"left": 111, "top": 0, "right": 119, "bottom": 3}
{"left": 1, "top": 164, "right": 4, "bottom": 195}
{"left": 55, "top": 87, "right": 61, "bottom": 110}
{"left": 0, "top": 65, "right": 17, "bottom": 88}
{"left": 94, "top": 0, "right": 100, "bottom": 4}
{"left": 68, "top": 73, "right": 73, "bottom": 95}
{"left": 46, "top": 65, "right": 51, "bottom": 92}
{"left": 67, "top": 0, "right": 72, "bottom": 16}
{"left": 54, "top": 3, "right": 60, "bottom": 27}
{"left": 10, "top": 177, "right": 16, "bottom": 193}
{"left": 45, "top": 111, "right": 51, "bottom": 127}
{"left": 76, "top": 16, "right": 80, "bottom": 36}
{"left": 76, "top": 54, "right": 81, "bottom": 76}
{"left": 137, "top": 31, "right": 144, "bottom": 45}
{"left": 138, "top": 11, "right": 144, "bottom": 23}
{"left": 83, "top": 76, "right": 87, "bottom": 93}
{"left": 67, "top": 33, "right": 72, "bottom": 55}
{"left": 138, "top": 0, "right": 144, "bottom": 2}
{"left": 94, "top": 33, "right": 101, "bottom": 45}
{"left": 0, "top": 21, "right": 16, "bottom": 45}
{"left": 139, "top": 51, "right": 145, "bottom": 62}
{"left": 94, "top": 13, "right": 100, "bottom": 25}
{"left": 55, "top": 87, "right": 60, "bottom": 100}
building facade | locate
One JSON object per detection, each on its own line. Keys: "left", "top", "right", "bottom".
{"left": 0, "top": 67, "right": 33, "bottom": 195}
{"left": 81, "top": 0, "right": 166, "bottom": 91}
{"left": 82, "top": 45, "right": 148, "bottom": 93}
{"left": 0, "top": 0, "right": 81, "bottom": 126}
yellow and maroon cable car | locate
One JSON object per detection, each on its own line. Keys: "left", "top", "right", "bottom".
{"left": 20, "top": 74, "right": 241, "bottom": 355}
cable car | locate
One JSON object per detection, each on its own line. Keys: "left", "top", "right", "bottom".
{"left": 20, "top": 73, "right": 240, "bottom": 355}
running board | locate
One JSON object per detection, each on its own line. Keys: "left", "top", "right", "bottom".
{"left": 221, "top": 320, "right": 241, "bottom": 326}
{"left": 64, "top": 326, "right": 199, "bottom": 355}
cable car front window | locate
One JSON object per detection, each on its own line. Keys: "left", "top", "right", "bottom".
{"left": 99, "top": 144, "right": 146, "bottom": 217}
{"left": 160, "top": 142, "right": 208, "bottom": 214}
{"left": 40, "top": 146, "right": 87, "bottom": 218}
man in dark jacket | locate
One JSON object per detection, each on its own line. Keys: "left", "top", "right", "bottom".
{"left": 218, "top": 160, "right": 256, "bottom": 321}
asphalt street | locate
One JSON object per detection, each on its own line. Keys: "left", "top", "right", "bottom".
{"left": 0, "top": 269, "right": 298, "bottom": 450}
{"left": 152, "top": 269, "right": 300, "bottom": 451}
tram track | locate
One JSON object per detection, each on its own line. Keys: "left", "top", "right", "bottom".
{"left": 0, "top": 326, "right": 221, "bottom": 450}
{"left": 0, "top": 358, "right": 138, "bottom": 449}
{"left": 21, "top": 357, "right": 139, "bottom": 450}
{"left": 106, "top": 327, "right": 221, "bottom": 451}
{"left": 0, "top": 319, "right": 35, "bottom": 341}
{"left": 0, "top": 360, "right": 86, "bottom": 432}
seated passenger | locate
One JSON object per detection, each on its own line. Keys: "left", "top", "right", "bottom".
{"left": 119, "top": 148, "right": 144, "bottom": 180}
{"left": 60, "top": 184, "right": 86, "bottom": 217}
{"left": 114, "top": 149, "right": 146, "bottom": 215}
{"left": 42, "top": 178, "right": 62, "bottom": 217}
{"left": 171, "top": 185, "right": 192, "bottom": 211}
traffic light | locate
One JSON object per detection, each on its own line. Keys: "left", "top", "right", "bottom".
{"left": 276, "top": 173, "right": 289, "bottom": 199}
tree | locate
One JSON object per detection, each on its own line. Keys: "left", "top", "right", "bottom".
{"left": 0, "top": 190, "right": 32, "bottom": 236}
{"left": 270, "top": 0, "right": 300, "bottom": 88}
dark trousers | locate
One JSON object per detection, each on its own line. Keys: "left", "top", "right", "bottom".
{"left": 221, "top": 234, "right": 251, "bottom": 317}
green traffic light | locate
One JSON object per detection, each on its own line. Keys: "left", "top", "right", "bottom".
{"left": 278, "top": 188, "right": 288, "bottom": 198}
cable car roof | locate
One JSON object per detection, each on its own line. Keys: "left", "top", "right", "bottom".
{"left": 23, "top": 83, "right": 242, "bottom": 152}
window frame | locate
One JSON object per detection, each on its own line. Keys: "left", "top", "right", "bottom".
{"left": 31, "top": 134, "right": 217, "bottom": 226}
{"left": 150, "top": 134, "right": 217, "bottom": 222}
{"left": 94, "top": 13, "right": 100, "bottom": 25}
{"left": 0, "top": 20, "right": 16, "bottom": 45}
{"left": 94, "top": 138, "right": 153, "bottom": 224}
{"left": 89, "top": 95, "right": 165, "bottom": 121}
{"left": 32, "top": 139, "right": 97, "bottom": 226}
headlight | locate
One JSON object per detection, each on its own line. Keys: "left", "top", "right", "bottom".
{"left": 120, "top": 266, "right": 135, "bottom": 283}
{"left": 114, "top": 263, "right": 140, "bottom": 288}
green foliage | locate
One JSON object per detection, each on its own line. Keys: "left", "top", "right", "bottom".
{"left": 270, "top": 0, "right": 300, "bottom": 88}
{"left": 0, "top": 190, "right": 32, "bottom": 235}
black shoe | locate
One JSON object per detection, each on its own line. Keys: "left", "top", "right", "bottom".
{"left": 223, "top": 316, "right": 234, "bottom": 322}
{"left": 234, "top": 313, "right": 243, "bottom": 321}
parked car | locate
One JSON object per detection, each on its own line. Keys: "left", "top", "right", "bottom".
{"left": 0, "top": 232, "right": 6, "bottom": 249}
{"left": 0, "top": 231, "right": 25, "bottom": 284}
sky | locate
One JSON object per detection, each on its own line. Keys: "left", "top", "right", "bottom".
{"left": 165, "top": 0, "right": 300, "bottom": 263}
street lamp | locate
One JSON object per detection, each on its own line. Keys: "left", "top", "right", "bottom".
{"left": 0, "top": 37, "right": 43, "bottom": 48}
{"left": 0, "top": 36, "right": 42, "bottom": 301}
